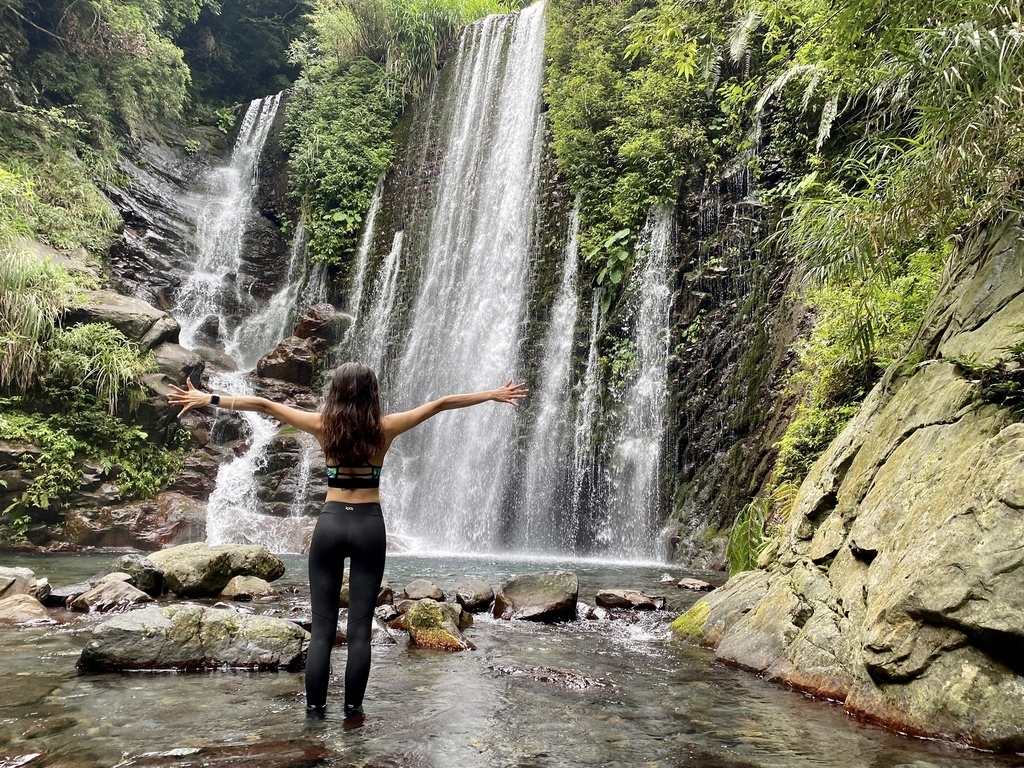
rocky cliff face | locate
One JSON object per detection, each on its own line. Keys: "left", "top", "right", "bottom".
{"left": 673, "top": 218, "right": 1024, "bottom": 750}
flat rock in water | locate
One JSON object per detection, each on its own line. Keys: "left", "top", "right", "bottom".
{"left": 70, "top": 580, "right": 153, "bottom": 612}
{"left": 493, "top": 571, "right": 578, "bottom": 622}
{"left": 406, "top": 598, "right": 474, "bottom": 651}
{"left": 455, "top": 579, "right": 494, "bottom": 612}
{"left": 678, "top": 577, "right": 715, "bottom": 591}
{"left": 595, "top": 589, "right": 666, "bottom": 610}
{"left": 402, "top": 578, "right": 444, "bottom": 601}
{"left": 77, "top": 604, "right": 309, "bottom": 671}
{"left": 0, "top": 594, "right": 52, "bottom": 624}
{"left": 147, "top": 543, "right": 285, "bottom": 596}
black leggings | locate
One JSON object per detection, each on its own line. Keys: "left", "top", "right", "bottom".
{"left": 306, "top": 501, "right": 386, "bottom": 710}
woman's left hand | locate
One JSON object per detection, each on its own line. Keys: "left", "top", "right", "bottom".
{"left": 492, "top": 380, "right": 529, "bottom": 405}
{"left": 168, "top": 379, "right": 212, "bottom": 415}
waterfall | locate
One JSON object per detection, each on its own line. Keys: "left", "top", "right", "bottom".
{"left": 174, "top": 93, "right": 282, "bottom": 353}
{"left": 344, "top": 178, "right": 385, "bottom": 329}
{"left": 517, "top": 203, "right": 580, "bottom": 552}
{"left": 361, "top": 229, "right": 405, "bottom": 374}
{"left": 600, "top": 207, "right": 675, "bottom": 560}
{"left": 568, "top": 296, "right": 602, "bottom": 553}
{"left": 353, "top": 3, "right": 547, "bottom": 553}
{"left": 171, "top": 92, "right": 328, "bottom": 552}
{"left": 227, "top": 219, "right": 308, "bottom": 370}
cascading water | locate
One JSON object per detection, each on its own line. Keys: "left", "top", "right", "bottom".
{"left": 352, "top": 3, "right": 548, "bottom": 553}
{"left": 174, "top": 93, "right": 282, "bottom": 351}
{"left": 172, "top": 92, "right": 326, "bottom": 551}
{"left": 344, "top": 178, "right": 384, "bottom": 333}
{"left": 568, "top": 297, "right": 602, "bottom": 552}
{"left": 599, "top": 207, "right": 675, "bottom": 560}
{"left": 517, "top": 203, "right": 580, "bottom": 552}
{"left": 362, "top": 229, "right": 405, "bottom": 374}
{"left": 227, "top": 218, "right": 313, "bottom": 370}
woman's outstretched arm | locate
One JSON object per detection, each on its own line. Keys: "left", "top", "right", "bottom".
{"left": 168, "top": 380, "right": 322, "bottom": 435}
{"left": 385, "top": 380, "right": 528, "bottom": 438}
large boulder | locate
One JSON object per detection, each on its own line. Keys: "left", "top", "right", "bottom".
{"left": 493, "top": 571, "right": 578, "bottom": 622}
{"left": 455, "top": 579, "right": 494, "bottom": 613}
{"left": 63, "top": 290, "right": 180, "bottom": 350}
{"left": 255, "top": 336, "right": 325, "bottom": 386}
{"left": 151, "top": 342, "right": 204, "bottom": 384}
{"left": 61, "top": 492, "right": 206, "bottom": 550}
{"left": 77, "top": 604, "right": 308, "bottom": 671}
{"left": 147, "top": 543, "right": 285, "bottom": 597}
{"left": 406, "top": 598, "right": 474, "bottom": 651}
{"left": 676, "top": 221, "right": 1024, "bottom": 751}
{"left": 0, "top": 594, "right": 51, "bottom": 624}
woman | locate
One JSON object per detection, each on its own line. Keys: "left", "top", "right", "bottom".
{"left": 168, "top": 363, "right": 527, "bottom": 721}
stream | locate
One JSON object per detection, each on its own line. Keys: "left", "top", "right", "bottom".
{"left": 1, "top": 553, "right": 1020, "bottom": 767}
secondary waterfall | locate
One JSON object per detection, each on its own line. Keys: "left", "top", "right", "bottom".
{"left": 172, "top": 92, "right": 327, "bottom": 551}
{"left": 174, "top": 93, "right": 282, "bottom": 352}
{"left": 599, "top": 207, "right": 675, "bottom": 560}
{"left": 517, "top": 203, "right": 580, "bottom": 552}
{"left": 352, "top": 3, "right": 547, "bottom": 553}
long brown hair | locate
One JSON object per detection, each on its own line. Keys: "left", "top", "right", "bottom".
{"left": 320, "top": 362, "right": 385, "bottom": 464}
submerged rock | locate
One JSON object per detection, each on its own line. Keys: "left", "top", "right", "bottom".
{"left": 493, "top": 571, "right": 578, "bottom": 622}
{"left": 595, "top": 589, "right": 666, "bottom": 611}
{"left": 147, "top": 543, "right": 285, "bottom": 597}
{"left": 455, "top": 579, "right": 494, "bottom": 612}
{"left": 116, "top": 740, "right": 334, "bottom": 767}
{"left": 406, "top": 598, "right": 474, "bottom": 651}
{"left": 677, "top": 577, "right": 715, "bottom": 591}
{"left": 78, "top": 604, "right": 308, "bottom": 671}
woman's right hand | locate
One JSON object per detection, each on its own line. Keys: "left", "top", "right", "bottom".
{"left": 168, "top": 379, "right": 211, "bottom": 415}
{"left": 491, "top": 380, "right": 529, "bottom": 405}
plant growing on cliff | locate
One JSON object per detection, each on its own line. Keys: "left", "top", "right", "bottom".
{"left": 725, "top": 497, "right": 769, "bottom": 574}
{"left": 0, "top": 245, "right": 86, "bottom": 393}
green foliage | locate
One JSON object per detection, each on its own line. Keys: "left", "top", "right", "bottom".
{"left": 0, "top": 403, "right": 184, "bottom": 514}
{"left": 1, "top": 0, "right": 202, "bottom": 139}
{"left": 0, "top": 244, "right": 91, "bottom": 392}
{"left": 176, "top": 0, "right": 305, "bottom": 106}
{"left": 725, "top": 497, "right": 769, "bottom": 574}
{"left": 284, "top": 58, "right": 399, "bottom": 263}
{"left": 44, "top": 323, "right": 155, "bottom": 415}
{"left": 952, "top": 329, "right": 1024, "bottom": 415}
{"left": 284, "top": 0, "right": 501, "bottom": 263}
{"left": 546, "top": 0, "right": 717, "bottom": 308}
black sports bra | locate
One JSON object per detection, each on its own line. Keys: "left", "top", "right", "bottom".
{"left": 326, "top": 463, "right": 382, "bottom": 489}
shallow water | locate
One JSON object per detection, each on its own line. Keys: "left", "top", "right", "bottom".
{"left": 1, "top": 552, "right": 1022, "bottom": 768}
